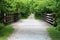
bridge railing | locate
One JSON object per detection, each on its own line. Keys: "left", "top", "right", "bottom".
{"left": 44, "top": 13, "right": 57, "bottom": 27}
{"left": 0, "top": 13, "right": 20, "bottom": 25}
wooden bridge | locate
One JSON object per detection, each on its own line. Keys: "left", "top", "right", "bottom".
{"left": 0, "top": 13, "right": 57, "bottom": 26}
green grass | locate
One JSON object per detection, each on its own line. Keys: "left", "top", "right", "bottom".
{"left": 47, "top": 27, "right": 60, "bottom": 40}
{"left": 0, "top": 36, "right": 9, "bottom": 40}
{"left": 0, "top": 25, "right": 14, "bottom": 40}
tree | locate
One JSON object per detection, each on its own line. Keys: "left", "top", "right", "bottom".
{"left": 0, "top": 0, "right": 14, "bottom": 13}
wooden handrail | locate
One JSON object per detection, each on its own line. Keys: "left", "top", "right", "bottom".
{"left": 44, "top": 13, "right": 57, "bottom": 27}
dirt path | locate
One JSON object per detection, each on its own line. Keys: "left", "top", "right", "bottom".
{"left": 8, "top": 14, "right": 52, "bottom": 40}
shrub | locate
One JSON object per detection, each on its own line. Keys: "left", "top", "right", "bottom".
{"left": 48, "top": 27, "right": 60, "bottom": 40}
{"left": 20, "top": 12, "right": 30, "bottom": 19}
{"left": 35, "top": 13, "right": 43, "bottom": 19}
{"left": 0, "top": 23, "right": 5, "bottom": 29}
{"left": 0, "top": 23, "right": 5, "bottom": 36}
{"left": 2, "top": 25, "right": 14, "bottom": 36}
{"left": 56, "top": 19, "right": 60, "bottom": 25}
{"left": 0, "top": 23, "right": 14, "bottom": 37}
{"left": 0, "top": 13, "right": 3, "bottom": 23}
{"left": 43, "top": 7, "right": 53, "bottom": 13}
{"left": 56, "top": 25, "right": 60, "bottom": 31}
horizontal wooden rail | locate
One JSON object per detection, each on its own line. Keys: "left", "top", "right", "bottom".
{"left": 44, "top": 13, "right": 57, "bottom": 27}
{"left": 0, "top": 13, "right": 21, "bottom": 24}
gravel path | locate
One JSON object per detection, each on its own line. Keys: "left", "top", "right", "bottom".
{"left": 8, "top": 14, "right": 52, "bottom": 40}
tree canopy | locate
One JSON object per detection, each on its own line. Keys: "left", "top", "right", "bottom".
{"left": 0, "top": 0, "right": 60, "bottom": 14}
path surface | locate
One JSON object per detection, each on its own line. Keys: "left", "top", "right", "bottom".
{"left": 8, "top": 14, "right": 52, "bottom": 40}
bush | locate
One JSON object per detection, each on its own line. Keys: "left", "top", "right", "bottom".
{"left": 56, "top": 19, "right": 60, "bottom": 25}
{"left": 43, "top": 7, "right": 53, "bottom": 13}
{"left": 48, "top": 27, "right": 60, "bottom": 40}
{"left": 0, "top": 13, "right": 3, "bottom": 23}
{"left": 0, "top": 23, "right": 5, "bottom": 36}
{"left": 0, "top": 23, "right": 14, "bottom": 37}
{"left": 35, "top": 13, "right": 43, "bottom": 19}
{"left": 2, "top": 25, "right": 14, "bottom": 36}
{"left": 0, "top": 23, "right": 5, "bottom": 29}
{"left": 20, "top": 12, "right": 30, "bottom": 19}
{"left": 56, "top": 25, "right": 60, "bottom": 31}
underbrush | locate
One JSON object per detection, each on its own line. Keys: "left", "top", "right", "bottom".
{"left": 0, "top": 23, "right": 14, "bottom": 40}
{"left": 35, "top": 13, "right": 43, "bottom": 20}
{"left": 20, "top": 13, "right": 30, "bottom": 19}
{"left": 48, "top": 26, "right": 60, "bottom": 40}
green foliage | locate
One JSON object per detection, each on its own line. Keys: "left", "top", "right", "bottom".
{"left": 48, "top": 27, "right": 60, "bottom": 40}
{"left": 33, "top": 0, "right": 56, "bottom": 19}
{"left": 35, "top": 13, "right": 43, "bottom": 19}
{"left": 0, "top": 23, "right": 14, "bottom": 37}
{"left": 56, "top": 25, "right": 60, "bottom": 31}
{"left": 0, "top": 0, "right": 58, "bottom": 19}
{"left": 0, "top": 23, "right": 5, "bottom": 36}
{"left": 2, "top": 25, "right": 14, "bottom": 36}
{"left": 15, "top": 0, "right": 31, "bottom": 19}
{"left": 0, "top": 0, "right": 60, "bottom": 20}
{"left": 56, "top": 19, "right": 60, "bottom": 25}
{"left": 0, "top": 14, "right": 3, "bottom": 23}
{"left": 0, "top": 0, "right": 12, "bottom": 13}
{"left": 0, "top": 23, "right": 5, "bottom": 30}
{"left": 0, "top": 23, "right": 4, "bottom": 30}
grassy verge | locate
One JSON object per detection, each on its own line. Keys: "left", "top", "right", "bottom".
{"left": 47, "top": 27, "right": 60, "bottom": 40}
{"left": 0, "top": 24, "right": 14, "bottom": 40}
